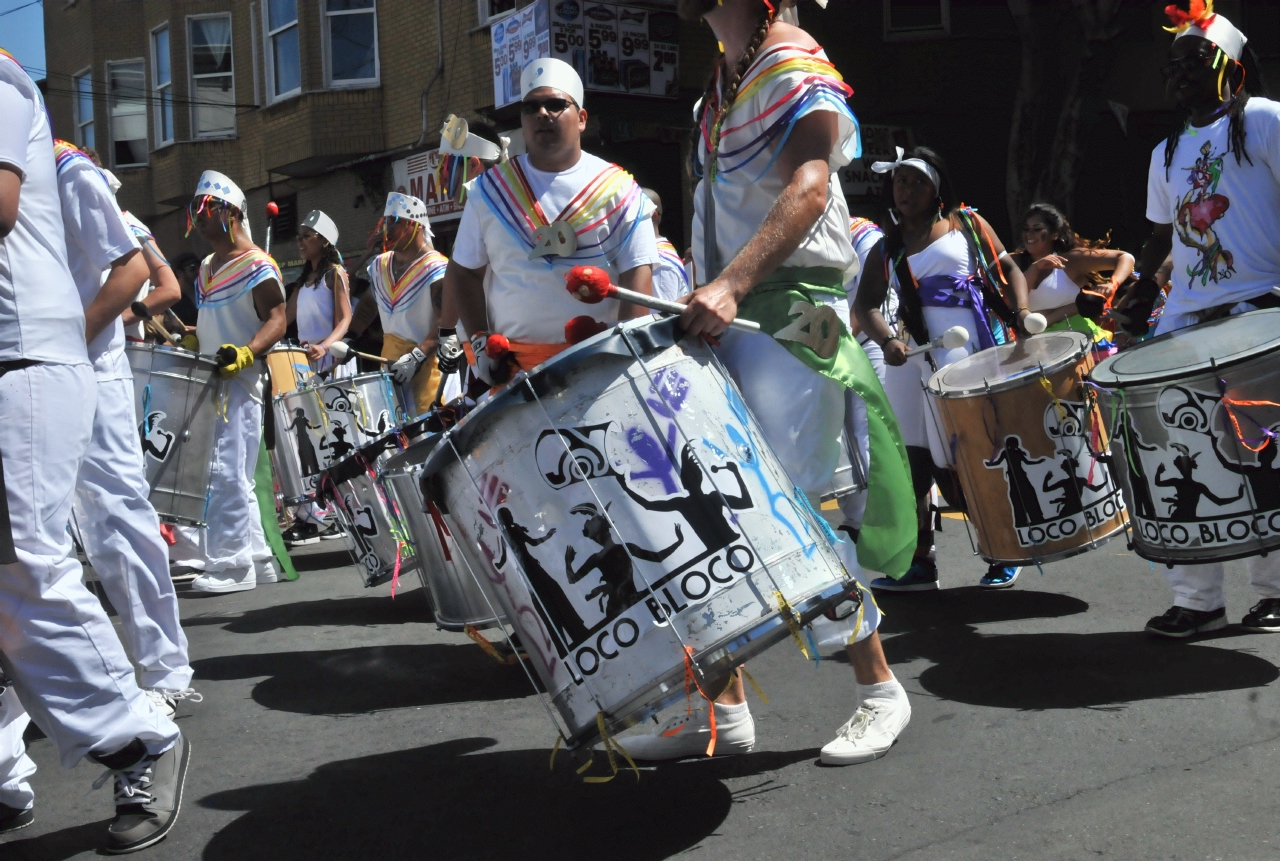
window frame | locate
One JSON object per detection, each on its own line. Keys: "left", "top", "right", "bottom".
{"left": 322, "top": 0, "right": 380, "bottom": 89}
{"left": 476, "top": 0, "right": 518, "bottom": 28}
{"left": 151, "top": 23, "right": 174, "bottom": 148}
{"left": 73, "top": 67, "right": 95, "bottom": 151}
{"left": 263, "top": 0, "right": 302, "bottom": 103}
{"left": 106, "top": 57, "right": 149, "bottom": 168}
{"left": 882, "top": 0, "right": 951, "bottom": 42}
{"left": 186, "top": 11, "right": 238, "bottom": 139}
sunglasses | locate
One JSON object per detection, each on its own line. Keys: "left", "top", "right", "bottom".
{"left": 520, "top": 97, "right": 575, "bottom": 116}
{"left": 1161, "top": 50, "right": 1217, "bottom": 79}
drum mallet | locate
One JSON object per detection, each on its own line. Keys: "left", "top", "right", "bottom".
{"left": 264, "top": 201, "right": 278, "bottom": 255}
{"left": 129, "top": 301, "right": 180, "bottom": 346}
{"left": 1023, "top": 312, "right": 1048, "bottom": 334}
{"left": 565, "top": 265, "right": 762, "bottom": 333}
{"left": 902, "top": 325, "right": 970, "bottom": 358}
{"left": 328, "top": 340, "right": 389, "bottom": 365}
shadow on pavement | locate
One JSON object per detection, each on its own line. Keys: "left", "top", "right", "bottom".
{"left": 192, "top": 644, "right": 534, "bottom": 714}
{"left": 198, "top": 738, "right": 816, "bottom": 861}
{"left": 182, "top": 592, "right": 435, "bottom": 633}
{"left": 289, "top": 549, "right": 358, "bottom": 572}
{"left": 0, "top": 819, "right": 110, "bottom": 860}
{"left": 885, "top": 629, "right": 1279, "bottom": 709}
{"left": 875, "top": 588, "right": 1090, "bottom": 634}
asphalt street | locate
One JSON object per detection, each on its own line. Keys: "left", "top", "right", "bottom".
{"left": 3, "top": 519, "right": 1279, "bottom": 861}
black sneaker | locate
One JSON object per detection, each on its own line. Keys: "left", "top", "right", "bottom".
{"left": 282, "top": 521, "right": 320, "bottom": 547}
{"left": 91, "top": 734, "right": 191, "bottom": 854}
{"left": 1144, "top": 605, "right": 1227, "bottom": 639}
{"left": 0, "top": 801, "right": 34, "bottom": 834}
{"left": 1241, "top": 598, "right": 1280, "bottom": 633}
{"left": 317, "top": 520, "right": 344, "bottom": 540}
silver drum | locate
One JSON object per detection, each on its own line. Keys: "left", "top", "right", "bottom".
{"left": 320, "top": 436, "right": 418, "bottom": 588}
{"left": 411, "top": 317, "right": 853, "bottom": 747}
{"left": 382, "top": 439, "right": 506, "bottom": 632}
{"left": 127, "top": 344, "right": 220, "bottom": 526}
{"left": 273, "top": 371, "right": 405, "bottom": 503}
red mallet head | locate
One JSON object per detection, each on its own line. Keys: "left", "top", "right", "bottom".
{"left": 265, "top": 201, "right": 279, "bottom": 219}
{"left": 565, "top": 316, "right": 607, "bottom": 344}
{"left": 485, "top": 333, "right": 511, "bottom": 359}
{"left": 565, "top": 265, "right": 613, "bottom": 304}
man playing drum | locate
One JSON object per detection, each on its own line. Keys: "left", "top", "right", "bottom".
{"left": 186, "top": 171, "right": 288, "bottom": 594}
{"left": 0, "top": 48, "right": 189, "bottom": 851}
{"left": 1125, "top": 6, "right": 1280, "bottom": 637}
{"left": 623, "top": 0, "right": 917, "bottom": 766}
{"left": 53, "top": 139, "right": 199, "bottom": 717}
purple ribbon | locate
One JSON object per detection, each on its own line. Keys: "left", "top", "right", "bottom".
{"left": 916, "top": 274, "right": 997, "bottom": 351}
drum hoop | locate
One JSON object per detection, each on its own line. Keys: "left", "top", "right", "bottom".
{"left": 927, "top": 332, "right": 1090, "bottom": 398}
{"left": 125, "top": 342, "right": 219, "bottom": 369}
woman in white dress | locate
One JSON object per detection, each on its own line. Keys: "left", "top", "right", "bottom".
{"left": 286, "top": 210, "right": 352, "bottom": 378}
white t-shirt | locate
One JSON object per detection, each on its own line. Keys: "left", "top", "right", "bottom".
{"left": 692, "top": 44, "right": 858, "bottom": 280}
{"left": 365, "top": 249, "right": 446, "bottom": 344}
{"left": 844, "top": 217, "right": 895, "bottom": 342}
{"left": 122, "top": 211, "right": 156, "bottom": 341}
{"left": 452, "top": 152, "right": 659, "bottom": 343}
{"left": 195, "top": 249, "right": 283, "bottom": 402}
{"left": 1147, "top": 98, "right": 1280, "bottom": 319}
{"left": 651, "top": 236, "right": 691, "bottom": 302}
{"left": 56, "top": 143, "right": 140, "bottom": 381}
{"left": 0, "top": 61, "right": 87, "bottom": 366}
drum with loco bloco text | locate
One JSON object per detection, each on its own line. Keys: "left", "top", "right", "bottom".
{"left": 1090, "top": 309, "right": 1280, "bottom": 565}
{"left": 927, "top": 331, "right": 1128, "bottom": 565}
{"left": 414, "top": 317, "right": 854, "bottom": 748}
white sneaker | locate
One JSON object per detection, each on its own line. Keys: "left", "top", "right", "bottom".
{"left": 145, "top": 687, "right": 204, "bottom": 718}
{"left": 191, "top": 567, "right": 256, "bottom": 594}
{"left": 619, "top": 702, "right": 755, "bottom": 761}
{"left": 254, "top": 557, "right": 279, "bottom": 584}
{"left": 820, "top": 681, "right": 912, "bottom": 766}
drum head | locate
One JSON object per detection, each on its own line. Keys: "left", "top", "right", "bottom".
{"left": 1091, "top": 308, "right": 1280, "bottom": 388}
{"left": 929, "top": 331, "right": 1088, "bottom": 397}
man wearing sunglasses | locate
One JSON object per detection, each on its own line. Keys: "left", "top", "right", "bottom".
{"left": 446, "top": 57, "right": 658, "bottom": 384}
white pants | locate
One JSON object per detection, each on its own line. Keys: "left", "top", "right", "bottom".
{"left": 1166, "top": 555, "right": 1280, "bottom": 612}
{"left": 0, "top": 686, "right": 34, "bottom": 810}
{"left": 204, "top": 383, "right": 271, "bottom": 573}
{"left": 0, "top": 363, "right": 178, "bottom": 769}
{"left": 715, "top": 328, "right": 882, "bottom": 642}
{"left": 74, "top": 377, "right": 192, "bottom": 690}
{"left": 168, "top": 523, "right": 206, "bottom": 569}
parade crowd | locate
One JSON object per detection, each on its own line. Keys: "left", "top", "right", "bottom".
{"left": 4, "top": 0, "right": 1280, "bottom": 853}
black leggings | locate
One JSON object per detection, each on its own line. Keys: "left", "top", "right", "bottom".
{"left": 906, "top": 445, "right": 966, "bottom": 561}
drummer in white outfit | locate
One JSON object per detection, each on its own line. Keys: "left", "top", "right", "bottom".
{"left": 641, "top": 187, "right": 692, "bottom": 302}
{"left": 282, "top": 209, "right": 351, "bottom": 543}
{"left": 846, "top": 217, "right": 891, "bottom": 383}
{"left": 0, "top": 52, "right": 187, "bottom": 850}
{"left": 854, "top": 146, "right": 1033, "bottom": 592}
{"left": 625, "top": 1, "right": 915, "bottom": 767}
{"left": 118, "top": 208, "right": 184, "bottom": 345}
{"left": 186, "top": 170, "right": 287, "bottom": 594}
{"left": 1124, "top": 9, "right": 1280, "bottom": 638}
{"left": 52, "top": 139, "right": 199, "bottom": 717}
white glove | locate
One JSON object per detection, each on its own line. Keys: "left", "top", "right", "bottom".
{"left": 391, "top": 347, "right": 427, "bottom": 385}
{"left": 436, "top": 329, "right": 462, "bottom": 375}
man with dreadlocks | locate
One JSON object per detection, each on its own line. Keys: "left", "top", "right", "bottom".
{"left": 186, "top": 170, "right": 288, "bottom": 594}
{"left": 1127, "top": 3, "right": 1280, "bottom": 638}
{"left": 621, "top": 0, "right": 916, "bottom": 767}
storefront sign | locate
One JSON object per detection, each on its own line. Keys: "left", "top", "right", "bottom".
{"left": 391, "top": 149, "right": 463, "bottom": 222}
{"left": 838, "top": 125, "right": 916, "bottom": 198}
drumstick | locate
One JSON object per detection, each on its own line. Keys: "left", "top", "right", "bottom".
{"left": 130, "top": 301, "right": 179, "bottom": 345}
{"left": 565, "top": 265, "right": 762, "bottom": 333}
{"left": 327, "top": 340, "right": 390, "bottom": 365}
{"left": 903, "top": 326, "right": 969, "bottom": 358}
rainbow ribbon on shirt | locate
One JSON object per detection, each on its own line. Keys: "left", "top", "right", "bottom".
{"left": 849, "top": 217, "right": 883, "bottom": 246}
{"left": 371, "top": 249, "right": 448, "bottom": 315}
{"left": 196, "top": 249, "right": 281, "bottom": 309}
{"left": 477, "top": 157, "right": 648, "bottom": 267}
{"left": 656, "top": 237, "right": 690, "bottom": 292}
{"left": 53, "top": 139, "right": 98, "bottom": 176}
{"left": 696, "top": 44, "right": 859, "bottom": 183}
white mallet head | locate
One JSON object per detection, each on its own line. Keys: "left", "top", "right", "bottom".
{"left": 328, "top": 341, "right": 351, "bottom": 361}
{"left": 940, "top": 326, "right": 969, "bottom": 349}
{"left": 1024, "top": 313, "right": 1048, "bottom": 335}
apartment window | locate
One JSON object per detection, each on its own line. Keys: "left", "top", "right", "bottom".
{"left": 324, "top": 0, "right": 378, "bottom": 87}
{"left": 74, "top": 69, "right": 95, "bottom": 150}
{"left": 152, "top": 26, "right": 174, "bottom": 145}
{"left": 265, "top": 0, "right": 301, "bottom": 100}
{"left": 883, "top": 0, "right": 951, "bottom": 41}
{"left": 107, "top": 61, "right": 147, "bottom": 167}
{"left": 188, "top": 14, "right": 236, "bottom": 137}
{"left": 478, "top": 0, "right": 517, "bottom": 26}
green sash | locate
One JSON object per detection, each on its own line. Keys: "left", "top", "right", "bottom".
{"left": 255, "top": 438, "right": 298, "bottom": 581}
{"left": 737, "top": 267, "right": 916, "bottom": 578}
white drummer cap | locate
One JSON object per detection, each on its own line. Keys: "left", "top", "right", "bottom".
{"left": 301, "top": 209, "right": 339, "bottom": 246}
{"left": 1170, "top": 6, "right": 1247, "bottom": 63}
{"left": 521, "top": 57, "right": 584, "bottom": 108}
{"left": 193, "top": 169, "right": 251, "bottom": 237}
{"left": 440, "top": 114, "right": 508, "bottom": 162}
{"left": 384, "top": 192, "right": 433, "bottom": 237}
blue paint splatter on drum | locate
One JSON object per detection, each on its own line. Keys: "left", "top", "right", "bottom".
{"left": 721, "top": 381, "right": 812, "bottom": 557}
{"left": 624, "top": 426, "right": 680, "bottom": 494}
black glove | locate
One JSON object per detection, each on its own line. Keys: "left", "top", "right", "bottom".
{"left": 436, "top": 327, "right": 462, "bottom": 375}
{"left": 1075, "top": 289, "right": 1108, "bottom": 321}
{"left": 1118, "top": 277, "right": 1162, "bottom": 337}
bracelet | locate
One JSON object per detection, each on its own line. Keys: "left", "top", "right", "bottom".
{"left": 881, "top": 336, "right": 903, "bottom": 350}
